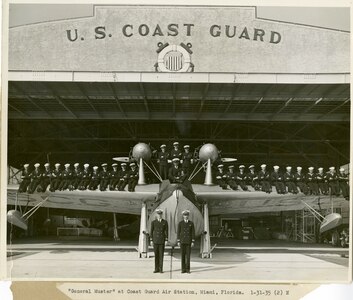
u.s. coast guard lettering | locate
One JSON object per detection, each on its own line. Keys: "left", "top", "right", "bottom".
{"left": 66, "top": 24, "right": 282, "bottom": 44}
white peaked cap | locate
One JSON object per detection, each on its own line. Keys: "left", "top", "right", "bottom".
{"left": 329, "top": 167, "right": 335, "bottom": 170}
{"left": 261, "top": 164, "right": 266, "bottom": 168}
{"left": 318, "top": 167, "right": 323, "bottom": 171}
{"left": 84, "top": 163, "right": 89, "bottom": 167}
{"left": 340, "top": 168, "right": 345, "bottom": 172}
{"left": 297, "top": 166, "right": 302, "bottom": 170}
{"left": 93, "top": 166, "right": 98, "bottom": 170}
{"left": 286, "top": 166, "right": 292, "bottom": 170}
{"left": 112, "top": 163, "right": 118, "bottom": 167}
{"left": 308, "top": 167, "right": 314, "bottom": 170}
{"left": 74, "top": 163, "right": 79, "bottom": 167}
{"left": 173, "top": 142, "right": 179, "bottom": 146}
{"left": 65, "top": 163, "right": 70, "bottom": 167}
{"left": 55, "top": 163, "right": 60, "bottom": 167}
{"left": 273, "top": 165, "right": 279, "bottom": 169}
{"left": 44, "top": 163, "right": 50, "bottom": 167}
{"left": 172, "top": 158, "right": 180, "bottom": 162}
{"left": 34, "top": 163, "right": 40, "bottom": 168}
{"left": 24, "top": 164, "right": 29, "bottom": 167}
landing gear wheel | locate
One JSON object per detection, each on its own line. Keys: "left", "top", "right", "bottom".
{"left": 331, "top": 230, "right": 339, "bottom": 247}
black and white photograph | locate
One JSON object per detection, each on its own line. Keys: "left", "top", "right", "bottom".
{"left": 3, "top": 1, "right": 351, "bottom": 290}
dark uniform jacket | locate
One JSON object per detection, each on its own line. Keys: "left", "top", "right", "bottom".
{"left": 226, "top": 171, "right": 237, "bottom": 181}
{"left": 100, "top": 169, "right": 110, "bottom": 180}
{"left": 157, "top": 151, "right": 170, "bottom": 166}
{"left": 73, "top": 168, "right": 83, "bottom": 179}
{"left": 30, "top": 169, "right": 42, "bottom": 180}
{"left": 236, "top": 172, "right": 247, "bottom": 182}
{"left": 109, "top": 169, "right": 119, "bottom": 180}
{"left": 182, "top": 152, "right": 193, "bottom": 168}
{"left": 21, "top": 169, "right": 31, "bottom": 180}
{"left": 128, "top": 168, "right": 139, "bottom": 180}
{"left": 81, "top": 169, "right": 92, "bottom": 180}
{"left": 177, "top": 220, "right": 195, "bottom": 244}
{"left": 118, "top": 169, "right": 129, "bottom": 181}
{"left": 326, "top": 172, "right": 338, "bottom": 182}
{"left": 306, "top": 172, "right": 316, "bottom": 182}
{"left": 293, "top": 172, "right": 305, "bottom": 182}
{"left": 271, "top": 171, "right": 283, "bottom": 182}
{"left": 150, "top": 219, "right": 168, "bottom": 244}
{"left": 170, "top": 149, "right": 182, "bottom": 160}
{"left": 316, "top": 172, "right": 327, "bottom": 183}
{"left": 258, "top": 170, "right": 270, "bottom": 181}
{"left": 283, "top": 172, "right": 294, "bottom": 182}
{"left": 216, "top": 170, "right": 228, "bottom": 181}
{"left": 168, "top": 165, "right": 185, "bottom": 182}
{"left": 61, "top": 169, "right": 73, "bottom": 180}
{"left": 338, "top": 172, "right": 349, "bottom": 183}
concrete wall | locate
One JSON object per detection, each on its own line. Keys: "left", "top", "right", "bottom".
{"left": 9, "top": 6, "right": 350, "bottom": 73}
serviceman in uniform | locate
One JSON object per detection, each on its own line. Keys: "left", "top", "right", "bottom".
{"left": 271, "top": 165, "right": 286, "bottom": 194}
{"left": 284, "top": 166, "right": 297, "bottom": 194}
{"left": 337, "top": 168, "right": 349, "bottom": 200}
{"left": 157, "top": 144, "right": 170, "bottom": 180}
{"left": 168, "top": 158, "right": 186, "bottom": 184}
{"left": 37, "top": 163, "right": 51, "bottom": 193}
{"left": 150, "top": 209, "right": 169, "bottom": 273}
{"left": 181, "top": 145, "right": 193, "bottom": 178}
{"left": 109, "top": 163, "right": 120, "bottom": 190}
{"left": 59, "top": 163, "right": 73, "bottom": 191}
{"left": 128, "top": 162, "right": 139, "bottom": 192}
{"left": 236, "top": 165, "right": 249, "bottom": 191}
{"left": 99, "top": 163, "right": 110, "bottom": 191}
{"left": 247, "top": 165, "right": 260, "bottom": 191}
{"left": 89, "top": 166, "right": 101, "bottom": 190}
{"left": 28, "top": 163, "right": 42, "bottom": 194}
{"left": 215, "top": 164, "right": 228, "bottom": 190}
{"left": 170, "top": 142, "right": 182, "bottom": 161}
{"left": 70, "top": 163, "right": 82, "bottom": 191}
{"left": 316, "top": 167, "right": 329, "bottom": 195}
{"left": 117, "top": 162, "right": 129, "bottom": 191}
{"left": 18, "top": 163, "right": 31, "bottom": 193}
{"left": 226, "top": 165, "right": 238, "bottom": 190}
{"left": 177, "top": 210, "right": 195, "bottom": 274}
{"left": 258, "top": 164, "right": 271, "bottom": 193}
{"left": 326, "top": 167, "right": 340, "bottom": 196}
{"left": 79, "top": 163, "right": 92, "bottom": 190}
{"left": 50, "top": 163, "right": 62, "bottom": 192}
{"left": 306, "top": 167, "right": 319, "bottom": 195}
{"left": 293, "top": 166, "right": 308, "bottom": 195}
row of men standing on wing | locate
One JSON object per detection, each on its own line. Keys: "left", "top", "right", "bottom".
{"left": 215, "top": 164, "right": 349, "bottom": 199}
{"left": 18, "top": 162, "right": 139, "bottom": 194}
{"left": 157, "top": 142, "right": 194, "bottom": 181}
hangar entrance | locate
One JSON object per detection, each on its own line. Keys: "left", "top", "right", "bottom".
{"left": 7, "top": 81, "right": 350, "bottom": 247}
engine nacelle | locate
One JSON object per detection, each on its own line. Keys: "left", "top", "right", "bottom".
{"left": 132, "top": 143, "right": 152, "bottom": 161}
{"left": 198, "top": 143, "right": 219, "bottom": 163}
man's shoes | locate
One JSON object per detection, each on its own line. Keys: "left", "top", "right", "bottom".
{"left": 153, "top": 270, "right": 159, "bottom": 273}
{"left": 186, "top": 270, "right": 191, "bottom": 274}
{"left": 181, "top": 270, "right": 186, "bottom": 273}
{"left": 160, "top": 271, "right": 164, "bottom": 273}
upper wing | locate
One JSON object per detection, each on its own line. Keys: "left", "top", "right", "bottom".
{"left": 7, "top": 184, "right": 159, "bottom": 215}
{"left": 193, "top": 185, "right": 349, "bottom": 215}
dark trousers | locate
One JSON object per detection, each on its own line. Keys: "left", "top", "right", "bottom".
{"left": 307, "top": 182, "right": 319, "bottom": 195}
{"left": 296, "top": 182, "right": 308, "bottom": 195}
{"left": 227, "top": 179, "right": 238, "bottom": 190}
{"left": 153, "top": 243, "right": 165, "bottom": 272}
{"left": 118, "top": 179, "right": 128, "bottom": 191}
{"left": 237, "top": 181, "right": 248, "bottom": 191}
{"left": 128, "top": 178, "right": 138, "bottom": 192}
{"left": 109, "top": 179, "right": 119, "bottom": 190}
{"left": 250, "top": 181, "right": 260, "bottom": 191}
{"left": 274, "top": 182, "right": 286, "bottom": 194}
{"left": 38, "top": 178, "right": 50, "bottom": 193}
{"left": 18, "top": 179, "right": 30, "bottom": 193}
{"left": 329, "top": 182, "right": 340, "bottom": 196}
{"left": 28, "top": 179, "right": 41, "bottom": 194}
{"left": 180, "top": 243, "right": 191, "bottom": 272}
{"left": 69, "top": 178, "right": 80, "bottom": 190}
{"left": 339, "top": 182, "right": 349, "bottom": 199}
{"left": 58, "top": 179, "right": 71, "bottom": 191}
{"left": 50, "top": 179, "right": 61, "bottom": 192}
{"left": 216, "top": 179, "right": 228, "bottom": 189}
{"left": 260, "top": 181, "right": 272, "bottom": 193}
{"left": 88, "top": 179, "right": 99, "bottom": 190}
{"left": 78, "top": 179, "right": 90, "bottom": 190}
{"left": 318, "top": 182, "right": 329, "bottom": 195}
{"left": 159, "top": 165, "right": 168, "bottom": 180}
{"left": 285, "top": 181, "right": 298, "bottom": 194}
{"left": 100, "top": 179, "right": 109, "bottom": 191}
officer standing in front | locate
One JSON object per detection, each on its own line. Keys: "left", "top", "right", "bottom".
{"left": 150, "top": 209, "right": 168, "bottom": 273}
{"left": 177, "top": 210, "right": 195, "bottom": 274}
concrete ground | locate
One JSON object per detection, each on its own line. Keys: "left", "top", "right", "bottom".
{"left": 7, "top": 238, "right": 349, "bottom": 282}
